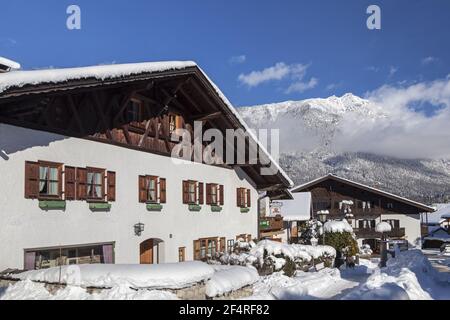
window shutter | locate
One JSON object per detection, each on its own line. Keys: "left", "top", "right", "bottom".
{"left": 205, "top": 183, "right": 211, "bottom": 205}
{"left": 247, "top": 189, "right": 251, "bottom": 208}
{"left": 198, "top": 182, "right": 204, "bottom": 205}
{"left": 64, "top": 166, "right": 76, "bottom": 200}
{"left": 76, "top": 168, "right": 87, "bottom": 200}
{"left": 219, "top": 185, "right": 224, "bottom": 206}
{"left": 394, "top": 220, "right": 400, "bottom": 229}
{"left": 193, "top": 240, "right": 201, "bottom": 260}
{"left": 358, "top": 220, "right": 364, "bottom": 229}
{"left": 220, "top": 237, "right": 226, "bottom": 252}
{"left": 236, "top": 188, "right": 241, "bottom": 207}
{"left": 182, "top": 180, "right": 189, "bottom": 204}
{"left": 107, "top": 171, "right": 116, "bottom": 202}
{"left": 139, "top": 175, "right": 148, "bottom": 203}
{"left": 159, "top": 178, "right": 166, "bottom": 204}
{"left": 24, "top": 161, "right": 39, "bottom": 199}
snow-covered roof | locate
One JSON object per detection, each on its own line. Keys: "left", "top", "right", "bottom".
{"left": 0, "top": 56, "right": 21, "bottom": 71}
{"left": 291, "top": 173, "right": 434, "bottom": 212}
{"left": 426, "top": 203, "right": 450, "bottom": 224}
{"left": 0, "top": 61, "right": 293, "bottom": 187}
{"left": 0, "top": 61, "right": 196, "bottom": 94}
{"left": 279, "top": 192, "right": 312, "bottom": 221}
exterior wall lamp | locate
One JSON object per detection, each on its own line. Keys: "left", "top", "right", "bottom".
{"left": 134, "top": 222, "right": 145, "bottom": 236}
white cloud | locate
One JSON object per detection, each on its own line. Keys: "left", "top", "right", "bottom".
{"left": 421, "top": 56, "right": 438, "bottom": 65}
{"left": 332, "top": 78, "right": 450, "bottom": 158}
{"left": 229, "top": 55, "right": 246, "bottom": 65}
{"left": 366, "top": 66, "right": 380, "bottom": 72}
{"left": 238, "top": 62, "right": 310, "bottom": 88}
{"left": 285, "top": 77, "right": 318, "bottom": 94}
{"left": 389, "top": 66, "right": 398, "bottom": 77}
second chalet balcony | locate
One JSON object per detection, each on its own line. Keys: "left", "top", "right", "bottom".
{"left": 260, "top": 215, "right": 284, "bottom": 231}
{"left": 354, "top": 227, "right": 406, "bottom": 238}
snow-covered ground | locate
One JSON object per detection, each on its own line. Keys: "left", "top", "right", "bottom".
{"left": 1, "top": 249, "right": 449, "bottom": 300}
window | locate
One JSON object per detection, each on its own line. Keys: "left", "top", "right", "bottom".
{"left": 193, "top": 237, "right": 224, "bottom": 261}
{"left": 139, "top": 176, "right": 166, "bottom": 204}
{"left": 227, "top": 239, "right": 235, "bottom": 253}
{"left": 386, "top": 203, "right": 394, "bottom": 209}
{"left": 236, "top": 188, "right": 251, "bottom": 208}
{"left": 169, "top": 114, "right": 183, "bottom": 136}
{"left": 183, "top": 180, "right": 203, "bottom": 205}
{"left": 25, "top": 161, "right": 115, "bottom": 202}
{"left": 38, "top": 162, "right": 61, "bottom": 198}
{"left": 126, "top": 99, "right": 143, "bottom": 123}
{"left": 87, "top": 168, "right": 105, "bottom": 200}
{"left": 358, "top": 219, "right": 376, "bottom": 229}
{"left": 383, "top": 219, "right": 400, "bottom": 229}
{"left": 313, "top": 200, "right": 330, "bottom": 211}
{"left": 206, "top": 184, "right": 224, "bottom": 206}
{"left": 178, "top": 247, "right": 186, "bottom": 262}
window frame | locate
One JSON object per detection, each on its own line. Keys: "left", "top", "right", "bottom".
{"left": 126, "top": 98, "right": 144, "bottom": 124}
{"left": 37, "top": 161, "right": 63, "bottom": 200}
{"left": 86, "top": 167, "right": 106, "bottom": 202}
{"left": 188, "top": 180, "right": 198, "bottom": 204}
{"left": 178, "top": 247, "right": 186, "bottom": 262}
{"left": 146, "top": 175, "right": 159, "bottom": 204}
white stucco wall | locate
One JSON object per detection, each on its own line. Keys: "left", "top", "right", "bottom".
{"left": 0, "top": 124, "right": 258, "bottom": 270}
{"left": 380, "top": 213, "right": 421, "bottom": 247}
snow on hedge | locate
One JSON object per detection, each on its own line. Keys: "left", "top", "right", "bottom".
{"left": 249, "top": 240, "right": 336, "bottom": 262}
{"left": 0, "top": 280, "right": 178, "bottom": 300}
{"left": 375, "top": 221, "right": 392, "bottom": 233}
{"left": 9, "top": 262, "right": 214, "bottom": 289}
{"left": 205, "top": 266, "right": 259, "bottom": 297}
{"left": 323, "top": 220, "right": 353, "bottom": 233}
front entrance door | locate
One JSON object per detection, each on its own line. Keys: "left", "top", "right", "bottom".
{"left": 140, "top": 239, "right": 154, "bottom": 264}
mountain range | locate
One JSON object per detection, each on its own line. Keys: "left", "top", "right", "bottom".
{"left": 238, "top": 94, "right": 450, "bottom": 204}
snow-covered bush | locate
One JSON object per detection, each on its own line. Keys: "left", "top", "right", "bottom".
{"left": 298, "top": 219, "right": 323, "bottom": 244}
{"left": 216, "top": 240, "right": 336, "bottom": 277}
{"left": 323, "top": 220, "right": 358, "bottom": 266}
{"left": 359, "top": 244, "right": 373, "bottom": 256}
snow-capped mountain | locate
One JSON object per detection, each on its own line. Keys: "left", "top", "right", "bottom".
{"left": 238, "top": 94, "right": 450, "bottom": 203}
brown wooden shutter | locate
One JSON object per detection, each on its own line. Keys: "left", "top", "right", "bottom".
{"left": 247, "top": 189, "right": 251, "bottom": 208}
{"left": 24, "top": 161, "right": 39, "bottom": 199}
{"left": 139, "top": 175, "right": 148, "bottom": 203}
{"left": 236, "top": 188, "right": 241, "bottom": 207}
{"left": 205, "top": 183, "right": 211, "bottom": 205}
{"left": 220, "top": 237, "right": 226, "bottom": 252}
{"left": 219, "top": 185, "right": 224, "bottom": 206}
{"left": 182, "top": 180, "right": 189, "bottom": 204}
{"left": 64, "top": 166, "right": 76, "bottom": 200}
{"left": 107, "top": 171, "right": 116, "bottom": 202}
{"left": 193, "top": 240, "right": 201, "bottom": 260}
{"left": 159, "top": 178, "right": 166, "bottom": 204}
{"left": 198, "top": 182, "right": 204, "bottom": 205}
{"left": 76, "top": 167, "right": 87, "bottom": 200}
{"left": 247, "top": 234, "right": 252, "bottom": 242}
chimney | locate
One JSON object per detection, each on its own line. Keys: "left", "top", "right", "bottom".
{"left": 0, "top": 56, "right": 21, "bottom": 73}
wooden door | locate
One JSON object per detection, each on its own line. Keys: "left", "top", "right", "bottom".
{"left": 140, "top": 239, "right": 154, "bottom": 264}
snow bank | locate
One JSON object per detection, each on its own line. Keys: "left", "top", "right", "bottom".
{"left": 342, "top": 250, "right": 450, "bottom": 300}
{"left": 0, "top": 280, "right": 178, "bottom": 300}
{"left": 323, "top": 220, "right": 353, "bottom": 233}
{"left": 375, "top": 221, "right": 392, "bottom": 233}
{"left": 10, "top": 262, "right": 214, "bottom": 289}
{"left": 205, "top": 266, "right": 259, "bottom": 297}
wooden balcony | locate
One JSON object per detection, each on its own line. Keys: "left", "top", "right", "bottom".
{"left": 354, "top": 227, "right": 405, "bottom": 239}
{"left": 260, "top": 215, "right": 284, "bottom": 231}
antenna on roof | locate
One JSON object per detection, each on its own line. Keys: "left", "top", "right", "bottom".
{"left": 0, "top": 56, "right": 21, "bottom": 73}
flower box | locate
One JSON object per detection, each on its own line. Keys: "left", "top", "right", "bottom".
{"left": 146, "top": 203, "right": 163, "bottom": 212}
{"left": 240, "top": 207, "right": 250, "bottom": 213}
{"left": 188, "top": 204, "right": 202, "bottom": 212}
{"left": 89, "top": 202, "right": 112, "bottom": 212}
{"left": 39, "top": 200, "right": 66, "bottom": 210}
{"left": 211, "top": 205, "right": 223, "bottom": 212}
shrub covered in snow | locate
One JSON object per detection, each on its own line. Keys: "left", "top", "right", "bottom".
{"left": 217, "top": 240, "right": 336, "bottom": 277}
{"left": 359, "top": 244, "right": 373, "bottom": 256}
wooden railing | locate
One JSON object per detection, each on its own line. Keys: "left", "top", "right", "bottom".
{"left": 260, "top": 215, "right": 284, "bottom": 231}
{"left": 354, "top": 227, "right": 405, "bottom": 238}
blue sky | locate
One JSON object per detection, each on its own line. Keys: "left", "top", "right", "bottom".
{"left": 1, "top": 0, "right": 449, "bottom": 107}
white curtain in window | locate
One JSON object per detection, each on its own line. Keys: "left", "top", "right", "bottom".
{"left": 39, "top": 167, "right": 48, "bottom": 192}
